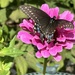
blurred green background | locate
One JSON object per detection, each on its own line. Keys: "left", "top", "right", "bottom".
{"left": 0, "top": 0, "right": 75, "bottom": 75}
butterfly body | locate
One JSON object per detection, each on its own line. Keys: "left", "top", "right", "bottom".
{"left": 19, "top": 5, "right": 74, "bottom": 42}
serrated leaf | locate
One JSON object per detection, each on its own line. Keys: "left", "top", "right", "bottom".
{"left": 0, "top": 35, "right": 24, "bottom": 57}
{"left": 0, "top": 47, "right": 24, "bottom": 57}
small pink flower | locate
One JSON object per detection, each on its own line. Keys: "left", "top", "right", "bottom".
{"left": 17, "top": 4, "right": 75, "bottom": 61}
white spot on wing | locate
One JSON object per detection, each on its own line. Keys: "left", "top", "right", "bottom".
{"left": 25, "top": 7, "right": 27, "bottom": 9}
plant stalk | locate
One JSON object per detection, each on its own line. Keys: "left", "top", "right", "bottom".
{"left": 43, "top": 58, "right": 47, "bottom": 75}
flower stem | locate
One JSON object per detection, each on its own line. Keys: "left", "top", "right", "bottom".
{"left": 43, "top": 58, "right": 47, "bottom": 75}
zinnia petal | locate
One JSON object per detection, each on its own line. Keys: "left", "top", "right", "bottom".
{"left": 59, "top": 11, "right": 74, "bottom": 21}
{"left": 41, "top": 49, "right": 50, "bottom": 58}
{"left": 36, "top": 51, "right": 42, "bottom": 58}
{"left": 49, "top": 7, "right": 59, "bottom": 18}
{"left": 40, "top": 4, "right": 50, "bottom": 15}
{"left": 54, "top": 54, "right": 62, "bottom": 62}
{"left": 65, "top": 42, "right": 73, "bottom": 49}
{"left": 17, "top": 30, "right": 33, "bottom": 44}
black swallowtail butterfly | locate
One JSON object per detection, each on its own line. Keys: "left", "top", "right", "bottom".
{"left": 19, "top": 5, "right": 74, "bottom": 42}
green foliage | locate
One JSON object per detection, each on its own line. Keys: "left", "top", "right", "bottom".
{"left": 9, "top": 9, "right": 26, "bottom": 22}
{"left": 24, "top": 52, "right": 40, "bottom": 72}
{"left": 0, "top": 9, "right": 7, "bottom": 23}
{"left": 0, "top": 36, "right": 24, "bottom": 57}
{"left": 0, "top": 0, "right": 13, "bottom": 8}
{"left": 15, "top": 56, "right": 28, "bottom": 75}
{"left": 0, "top": 61, "right": 13, "bottom": 75}
{"left": 72, "top": 0, "right": 75, "bottom": 9}
{"left": 0, "top": 0, "right": 75, "bottom": 75}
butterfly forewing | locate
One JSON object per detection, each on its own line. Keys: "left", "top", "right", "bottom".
{"left": 19, "top": 5, "right": 50, "bottom": 28}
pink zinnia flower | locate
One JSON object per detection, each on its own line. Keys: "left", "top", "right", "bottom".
{"left": 17, "top": 4, "right": 75, "bottom": 61}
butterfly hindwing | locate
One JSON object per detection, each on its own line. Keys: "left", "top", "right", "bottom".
{"left": 56, "top": 19, "right": 74, "bottom": 29}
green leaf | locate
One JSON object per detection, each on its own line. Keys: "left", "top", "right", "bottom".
{"left": 0, "top": 9, "right": 7, "bottom": 23}
{"left": 71, "top": 46, "right": 75, "bottom": 56}
{"left": 9, "top": 29, "right": 16, "bottom": 39}
{"left": 15, "top": 56, "right": 28, "bottom": 75}
{"left": 0, "top": 47, "right": 24, "bottom": 57}
{"left": 55, "top": 60, "right": 64, "bottom": 71}
{"left": 0, "top": 29, "right": 2, "bottom": 37}
{"left": 9, "top": 9, "right": 26, "bottom": 22}
{"left": 72, "top": 0, "right": 75, "bottom": 9}
{"left": 0, "top": 0, "right": 13, "bottom": 8}
{"left": 2, "top": 24, "right": 9, "bottom": 34}
{"left": 9, "top": 0, "right": 13, "bottom": 2}
{"left": 0, "top": 61, "right": 13, "bottom": 75}
{"left": 0, "top": 37, "right": 4, "bottom": 43}
{"left": 45, "top": 0, "right": 56, "bottom": 7}
{"left": 0, "top": 35, "right": 24, "bottom": 57}
{"left": 26, "top": 45, "right": 34, "bottom": 52}
{"left": 9, "top": 35, "right": 16, "bottom": 48}
{"left": 65, "top": 51, "right": 75, "bottom": 63}
{"left": 24, "top": 53, "right": 40, "bottom": 72}
{"left": 20, "top": 44, "right": 28, "bottom": 51}
{"left": 0, "top": 29, "right": 4, "bottom": 43}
